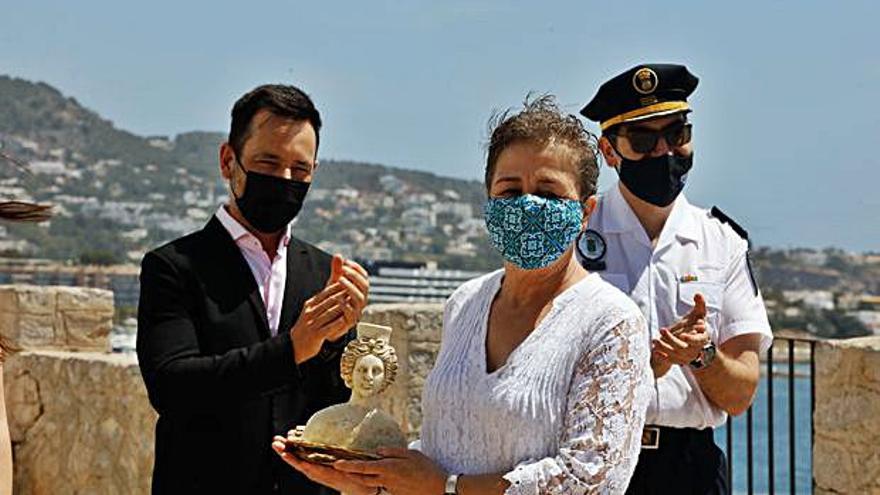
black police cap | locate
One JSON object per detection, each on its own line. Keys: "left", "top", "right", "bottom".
{"left": 580, "top": 64, "right": 699, "bottom": 131}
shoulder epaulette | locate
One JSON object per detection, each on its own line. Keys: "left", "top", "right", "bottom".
{"left": 710, "top": 206, "right": 749, "bottom": 243}
{"left": 710, "top": 206, "right": 758, "bottom": 296}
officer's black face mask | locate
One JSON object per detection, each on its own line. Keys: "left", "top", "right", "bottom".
{"left": 232, "top": 157, "right": 310, "bottom": 234}
{"left": 616, "top": 152, "right": 693, "bottom": 207}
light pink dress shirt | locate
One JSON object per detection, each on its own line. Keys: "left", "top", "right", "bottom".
{"left": 215, "top": 205, "right": 290, "bottom": 336}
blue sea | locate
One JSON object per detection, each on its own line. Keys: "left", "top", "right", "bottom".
{"left": 714, "top": 366, "right": 813, "bottom": 494}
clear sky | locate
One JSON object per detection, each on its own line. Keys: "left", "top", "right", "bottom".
{"left": 1, "top": 0, "right": 876, "bottom": 251}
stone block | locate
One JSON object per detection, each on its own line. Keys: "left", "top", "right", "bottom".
{"left": 0, "top": 285, "right": 114, "bottom": 352}
{"left": 16, "top": 313, "right": 58, "bottom": 348}
{"left": 0, "top": 312, "right": 17, "bottom": 345}
{"left": 0, "top": 287, "right": 18, "bottom": 314}
{"left": 15, "top": 286, "right": 57, "bottom": 315}
{"left": 813, "top": 336, "right": 880, "bottom": 495}
{"left": 56, "top": 287, "right": 114, "bottom": 313}
{"left": 60, "top": 310, "right": 112, "bottom": 351}
{"left": 407, "top": 348, "right": 439, "bottom": 389}
{"left": 3, "top": 363, "right": 42, "bottom": 443}
{"left": 363, "top": 303, "right": 443, "bottom": 343}
{"left": 3, "top": 351, "right": 156, "bottom": 495}
{"left": 361, "top": 304, "right": 444, "bottom": 441}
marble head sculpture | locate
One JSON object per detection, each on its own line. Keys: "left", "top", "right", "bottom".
{"left": 339, "top": 322, "right": 398, "bottom": 398}
{"left": 297, "top": 322, "right": 407, "bottom": 455}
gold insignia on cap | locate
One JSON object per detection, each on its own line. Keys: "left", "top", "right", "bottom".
{"left": 633, "top": 67, "right": 659, "bottom": 95}
{"left": 599, "top": 101, "right": 690, "bottom": 130}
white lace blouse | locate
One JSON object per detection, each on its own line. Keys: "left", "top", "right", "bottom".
{"left": 420, "top": 270, "right": 652, "bottom": 495}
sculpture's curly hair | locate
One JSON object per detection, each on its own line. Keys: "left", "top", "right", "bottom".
{"left": 339, "top": 337, "right": 398, "bottom": 394}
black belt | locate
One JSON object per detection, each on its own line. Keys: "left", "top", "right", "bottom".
{"left": 641, "top": 425, "right": 715, "bottom": 450}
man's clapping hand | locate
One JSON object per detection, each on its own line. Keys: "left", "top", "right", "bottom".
{"left": 651, "top": 293, "right": 711, "bottom": 376}
{"left": 290, "top": 254, "right": 370, "bottom": 364}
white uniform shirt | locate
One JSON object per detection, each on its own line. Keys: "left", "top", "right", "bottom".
{"left": 579, "top": 184, "right": 772, "bottom": 429}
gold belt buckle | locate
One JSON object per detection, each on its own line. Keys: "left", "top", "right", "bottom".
{"left": 641, "top": 426, "right": 660, "bottom": 450}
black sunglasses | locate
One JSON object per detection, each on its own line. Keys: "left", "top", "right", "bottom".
{"left": 612, "top": 122, "right": 692, "bottom": 155}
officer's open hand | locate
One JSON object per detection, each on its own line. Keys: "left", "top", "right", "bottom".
{"left": 653, "top": 294, "right": 711, "bottom": 367}
{"left": 289, "top": 254, "right": 370, "bottom": 364}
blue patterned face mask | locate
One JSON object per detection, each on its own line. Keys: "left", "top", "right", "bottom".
{"left": 484, "top": 194, "right": 584, "bottom": 270}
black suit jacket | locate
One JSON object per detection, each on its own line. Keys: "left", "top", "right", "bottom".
{"left": 137, "top": 216, "right": 353, "bottom": 494}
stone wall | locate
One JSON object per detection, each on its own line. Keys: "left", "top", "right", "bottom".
{"left": 361, "top": 303, "right": 444, "bottom": 440}
{"left": 1, "top": 288, "right": 444, "bottom": 495}
{"left": 0, "top": 285, "right": 114, "bottom": 352}
{"left": 12, "top": 291, "right": 878, "bottom": 495}
{"left": 4, "top": 351, "right": 155, "bottom": 495}
{"left": 813, "top": 336, "right": 880, "bottom": 495}
{"left": 0, "top": 284, "right": 153, "bottom": 495}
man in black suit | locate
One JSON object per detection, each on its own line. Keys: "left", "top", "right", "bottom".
{"left": 137, "top": 84, "right": 370, "bottom": 494}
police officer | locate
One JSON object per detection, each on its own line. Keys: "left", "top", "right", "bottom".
{"left": 577, "top": 64, "right": 773, "bottom": 494}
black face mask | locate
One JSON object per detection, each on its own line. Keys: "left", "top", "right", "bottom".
{"left": 233, "top": 159, "right": 310, "bottom": 233}
{"left": 617, "top": 152, "right": 693, "bottom": 207}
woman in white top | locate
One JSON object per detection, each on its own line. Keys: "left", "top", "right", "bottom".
{"left": 277, "top": 96, "right": 652, "bottom": 495}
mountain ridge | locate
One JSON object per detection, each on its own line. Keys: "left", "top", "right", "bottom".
{"left": 0, "top": 74, "right": 495, "bottom": 269}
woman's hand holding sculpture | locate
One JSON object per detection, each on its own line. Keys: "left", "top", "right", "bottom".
{"left": 272, "top": 437, "right": 449, "bottom": 495}
{"left": 335, "top": 448, "right": 448, "bottom": 495}
{"left": 271, "top": 434, "right": 379, "bottom": 495}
